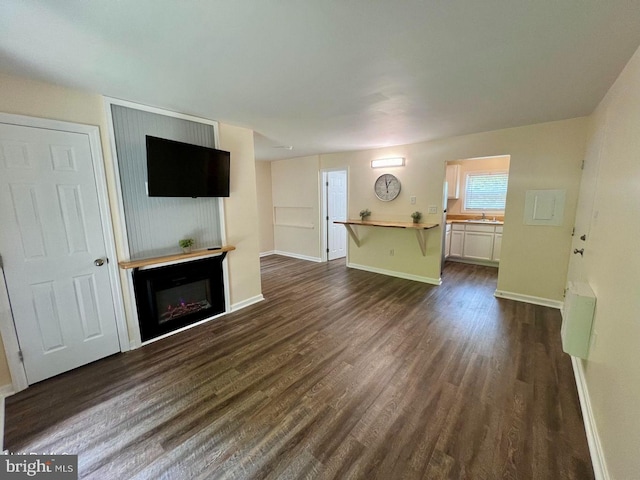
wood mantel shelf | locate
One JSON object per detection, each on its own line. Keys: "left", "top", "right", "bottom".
{"left": 334, "top": 220, "right": 439, "bottom": 256}
{"left": 118, "top": 245, "right": 236, "bottom": 270}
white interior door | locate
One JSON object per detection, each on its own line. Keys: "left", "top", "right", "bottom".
{"left": 0, "top": 122, "right": 121, "bottom": 384}
{"left": 327, "top": 170, "right": 347, "bottom": 260}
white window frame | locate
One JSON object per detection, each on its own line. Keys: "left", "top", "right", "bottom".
{"left": 462, "top": 170, "right": 509, "bottom": 214}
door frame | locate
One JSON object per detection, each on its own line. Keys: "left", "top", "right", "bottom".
{"left": 0, "top": 113, "right": 128, "bottom": 393}
{"left": 320, "top": 168, "right": 348, "bottom": 263}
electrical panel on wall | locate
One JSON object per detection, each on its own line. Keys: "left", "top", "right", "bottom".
{"left": 523, "top": 189, "right": 566, "bottom": 226}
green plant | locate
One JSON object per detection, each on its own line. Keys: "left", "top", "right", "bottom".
{"left": 179, "top": 238, "right": 195, "bottom": 248}
{"left": 411, "top": 211, "right": 422, "bottom": 222}
{"left": 359, "top": 208, "right": 371, "bottom": 220}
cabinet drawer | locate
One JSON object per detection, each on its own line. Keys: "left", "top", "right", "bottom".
{"left": 495, "top": 225, "right": 503, "bottom": 233}
{"left": 452, "top": 223, "right": 465, "bottom": 231}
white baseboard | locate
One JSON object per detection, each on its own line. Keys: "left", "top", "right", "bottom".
{"left": 571, "top": 357, "right": 609, "bottom": 480}
{"left": 273, "top": 251, "right": 322, "bottom": 263}
{"left": 494, "top": 290, "right": 563, "bottom": 309}
{"left": 259, "top": 251, "right": 275, "bottom": 258}
{"left": 231, "top": 294, "right": 265, "bottom": 312}
{"left": 347, "top": 262, "right": 441, "bottom": 286}
{"left": 0, "top": 385, "right": 14, "bottom": 398}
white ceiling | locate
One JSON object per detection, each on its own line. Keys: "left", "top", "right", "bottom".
{"left": 2, "top": 1, "right": 640, "bottom": 161}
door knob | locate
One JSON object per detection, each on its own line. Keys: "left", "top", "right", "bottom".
{"left": 94, "top": 258, "right": 106, "bottom": 266}
{"left": 573, "top": 249, "right": 584, "bottom": 256}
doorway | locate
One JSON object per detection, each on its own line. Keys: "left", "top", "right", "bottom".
{"left": 322, "top": 169, "right": 347, "bottom": 261}
{"left": 0, "top": 114, "right": 125, "bottom": 389}
{"left": 442, "top": 155, "right": 510, "bottom": 276}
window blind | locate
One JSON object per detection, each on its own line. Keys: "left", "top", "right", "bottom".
{"left": 464, "top": 172, "right": 509, "bottom": 211}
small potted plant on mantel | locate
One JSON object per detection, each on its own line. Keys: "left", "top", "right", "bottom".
{"left": 179, "top": 238, "right": 195, "bottom": 253}
{"left": 411, "top": 211, "right": 422, "bottom": 224}
{"left": 359, "top": 209, "right": 371, "bottom": 221}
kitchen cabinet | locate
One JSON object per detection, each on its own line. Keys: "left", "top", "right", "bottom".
{"left": 463, "top": 231, "right": 494, "bottom": 260}
{"left": 492, "top": 234, "right": 502, "bottom": 261}
{"left": 446, "top": 164, "right": 460, "bottom": 199}
{"left": 450, "top": 224, "right": 464, "bottom": 257}
{"left": 445, "top": 223, "right": 452, "bottom": 257}
{"left": 447, "top": 222, "right": 502, "bottom": 264}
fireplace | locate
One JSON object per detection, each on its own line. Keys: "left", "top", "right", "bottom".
{"left": 133, "top": 256, "right": 226, "bottom": 341}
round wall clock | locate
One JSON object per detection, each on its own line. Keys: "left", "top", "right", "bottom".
{"left": 374, "top": 174, "right": 401, "bottom": 201}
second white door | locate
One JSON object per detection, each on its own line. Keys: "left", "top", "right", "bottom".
{"left": 327, "top": 170, "right": 347, "bottom": 260}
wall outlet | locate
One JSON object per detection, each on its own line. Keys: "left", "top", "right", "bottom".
{"left": 428, "top": 205, "right": 437, "bottom": 214}
{"left": 390, "top": 249, "right": 394, "bottom": 256}
{"left": 410, "top": 196, "right": 416, "bottom": 205}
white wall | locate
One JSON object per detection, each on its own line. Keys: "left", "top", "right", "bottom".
{"left": 567, "top": 44, "right": 640, "bottom": 479}
{"left": 271, "top": 155, "right": 321, "bottom": 261}
{"left": 255, "top": 161, "right": 275, "bottom": 254}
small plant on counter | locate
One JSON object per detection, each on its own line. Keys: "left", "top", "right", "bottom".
{"left": 359, "top": 209, "right": 371, "bottom": 221}
{"left": 411, "top": 211, "right": 422, "bottom": 223}
{"left": 179, "top": 238, "right": 195, "bottom": 253}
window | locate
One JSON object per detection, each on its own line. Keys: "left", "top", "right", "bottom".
{"left": 463, "top": 172, "right": 509, "bottom": 212}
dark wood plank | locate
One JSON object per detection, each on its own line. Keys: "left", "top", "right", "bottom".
{"left": 4, "top": 257, "right": 594, "bottom": 479}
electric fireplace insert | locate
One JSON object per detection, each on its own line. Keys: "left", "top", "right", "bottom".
{"left": 133, "top": 255, "right": 226, "bottom": 342}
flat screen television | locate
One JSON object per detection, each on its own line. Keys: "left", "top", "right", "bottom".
{"left": 146, "top": 135, "right": 230, "bottom": 197}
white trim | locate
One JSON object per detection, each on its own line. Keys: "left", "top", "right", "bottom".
{"left": 0, "top": 268, "right": 28, "bottom": 393}
{"left": 124, "top": 271, "right": 142, "bottom": 350}
{"left": 0, "top": 396, "right": 4, "bottom": 452}
{"left": 231, "top": 294, "right": 265, "bottom": 312}
{"left": 320, "top": 171, "right": 328, "bottom": 263}
{"left": 259, "top": 251, "right": 275, "bottom": 257}
{"left": 571, "top": 357, "right": 609, "bottom": 480}
{"left": 0, "top": 113, "right": 128, "bottom": 388}
{"left": 494, "top": 290, "right": 563, "bottom": 309}
{"left": 273, "top": 251, "right": 322, "bottom": 263}
{"left": 0, "top": 384, "right": 15, "bottom": 398}
{"left": 347, "top": 262, "right": 442, "bottom": 286}
{"left": 140, "top": 311, "right": 226, "bottom": 347}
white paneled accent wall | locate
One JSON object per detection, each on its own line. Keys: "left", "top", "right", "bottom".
{"left": 111, "top": 105, "right": 222, "bottom": 259}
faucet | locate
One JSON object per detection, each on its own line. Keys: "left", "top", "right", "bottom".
{"left": 481, "top": 211, "right": 486, "bottom": 220}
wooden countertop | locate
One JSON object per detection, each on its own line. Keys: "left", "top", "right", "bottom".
{"left": 118, "top": 245, "right": 236, "bottom": 269}
{"left": 334, "top": 220, "right": 439, "bottom": 230}
{"left": 447, "top": 219, "right": 504, "bottom": 225}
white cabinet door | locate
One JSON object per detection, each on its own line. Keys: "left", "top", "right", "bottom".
{"left": 445, "top": 228, "right": 451, "bottom": 258}
{"left": 463, "top": 231, "right": 494, "bottom": 260}
{"left": 450, "top": 231, "right": 464, "bottom": 257}
{"left": 492, "top": 234, "right": 502, "bottom": 261}
{"left": 446, "top": 165, "right": 460, "bottom": 199}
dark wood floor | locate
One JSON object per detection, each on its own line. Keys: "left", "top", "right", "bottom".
{"left": 5, "top": 256, "right": 593, "bottom": 479}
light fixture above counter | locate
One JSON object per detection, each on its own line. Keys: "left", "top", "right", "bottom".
{"left": 371, "top": 157, "right": 405, "bottom": 168}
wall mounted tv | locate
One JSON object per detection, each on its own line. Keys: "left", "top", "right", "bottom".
{"left": 146, "top": 135, "right": 230, "bottom": 197}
